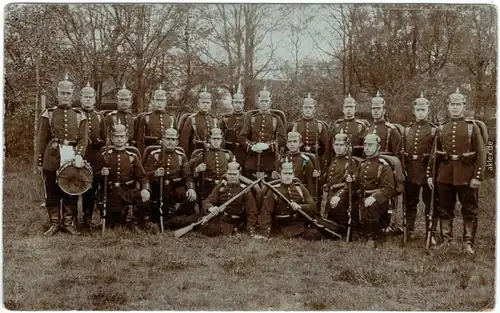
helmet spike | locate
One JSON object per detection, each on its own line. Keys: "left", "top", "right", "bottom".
{"left": 456, "top": 87, "right": 460, "bottom": 93}
{"left": 348, "top": 93, "right": 352, "bottom": 98}
{"left": 307, "top": 92, "right": 311, "bottom": 98}
{"left": 159, "top": 84, "right": 163, "bottom": 90}
{"left": 64, "top": 72, "right": 69, "bottom": 80}
{"left": 203, "top": 85, "right": 207, "bottom": 92}
{"left": 263, "top": 84, "right": 267, "bottom": 91}
{"left": 376, "top": 90, "right": 381, "bottom": 97}
{"left": 420, "top": 91, "right": 424, "bottom": 98}
{"left": 122, "top": 83, "right": 126, "bottom": 89}
{"left": 237, "top": 83, "right": 242, "bottom": 94}
{"left": 86, "top": 81, "right": 91, "bottom": 87}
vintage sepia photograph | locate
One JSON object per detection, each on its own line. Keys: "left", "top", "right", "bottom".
{"left": 3, "top": 2, "right": 496, "bottom": 310}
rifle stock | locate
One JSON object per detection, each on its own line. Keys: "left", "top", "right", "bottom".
{"left": 101, "top": 138, "right": 110, "bottom": 236}
{"left": 425, "top": 135, "right": 439, "bottom": 249}
{"left": 346, "top": 135, "right": 353, "bottom": 243}
{"left": 402, "top": 130, "right": 407, "bottom": 246}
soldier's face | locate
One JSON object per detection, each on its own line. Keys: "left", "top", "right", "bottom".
{"left": 112, "top": 133, "right": 128, "bottom": 147}
{"left": 281, "top": 168, "right": 295, "bottom": 185}
{"left": 258, "top": 98, "right": 271, "bottom": 111}
{"left": 210, "top": 135, "right": 222, "bottom": 149}
{"left": 232, "top": 100, "right": 244, "bottom": 112}
{"left": 448, "top": 102, "right": 465, "bottom": 118}
{"left": 58, "top": 89, "right": 73, "bottom": 106}
{"left": 152, "top": 98, "right": 167, "bottom": 111}
{"left": 226, "top": 169, "right": 240, "bottom": 184}
{"left": 414, "top": 106, "right": 429, "bottom": 121}
{"left": 198, "top": 100, "right": 211, "bottom": 112}
{"left": 302, "top": 103, "right": 315, "bottom": 118}
{"left": 371, "top": 106, "right": 384, "bottom": 119}
{"left": 364, "top": 142, "right": 379, "bottom": 156}
{"left": 334, "top": 142, "right": 347, "bottom": 155}
{"left": 163, "top": 137, "right": 178, "bottom": 151}
{"left": 81, "top": 94, "right": 96, "bottom": 109}
{"left": 118, "top": 97, "right": 132, "bottom": 111}
{"left": 286, "top": 138, "right": 301, "bottom": 152}
{"left": 343, "top": 104, "right": 355, "bottom": 118}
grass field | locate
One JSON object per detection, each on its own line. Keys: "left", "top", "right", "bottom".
{"left": 3, "top": 158, "right": 496, "bottom": 310}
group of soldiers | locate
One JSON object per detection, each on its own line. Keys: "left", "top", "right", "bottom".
{"left": 36, "top": 74, "right": 487, "bottom": 254}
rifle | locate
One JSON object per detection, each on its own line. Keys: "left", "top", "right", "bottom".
{"left": 401, "top": 128, "right": 407, "bottom": 246}
{"left": 346, "top": 135, "right": 354, "bottom": 243}
{"left": 314, "top": 124, "right": 320, "bottom": 203}
{"left": 261, "top": 180, "right": 342, "bottom": 239}
{"left": 101, "top": 137, "right": 110, "bottom": 235}
{"left": 158, "top": 146, "right": 165, "bottom": 233}
{"left": 174, "top": 177, "right": 264, "bottom": 238}
{"left": 425, "top": 134, "right": 439, "bottom": 249}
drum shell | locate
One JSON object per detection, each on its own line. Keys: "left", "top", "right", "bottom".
{"left": 56, "top": 160, "right": 93, "bottom": 195}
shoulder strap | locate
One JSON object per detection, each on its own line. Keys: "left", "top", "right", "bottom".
{"left": 272, "top": 116, "right": 277, "bottom": 133}
{"left": 386, "top": 127, "right": 392, "bottom": 152}
{"left": 292, "top": 122, "right": 298, "bottom": 132}
{"left": 295, "top": 185, "right": 304, "bottom": 202}
{"left": 431, "top": 126, "right": 436, "bottom": 136}
{"left": 467, "top": 122, "right": 473, "bottom": 152}
{"left": 317, "top": 120, "right": 322, "bottom": 134}
{"left": 190, "top": 115, "right": 198, "bottom": 138}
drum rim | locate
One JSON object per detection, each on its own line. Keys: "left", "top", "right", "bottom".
{"left": 57, "top": 160, "right": 93, "bottom": 195}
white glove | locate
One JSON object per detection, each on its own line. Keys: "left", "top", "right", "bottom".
{"left": 140, "top": 189, "right": 150, "bottom": 202}
{"left": 101, "top": 167, "right": 110, "bottom": 176}
{"left": 196, "top": 163, "right": 206, "bottom": 173}
{"left": 155, "top": 167, "right": 165, "bottom": 177}
{"left": 364, "top": 196, "right": 376, "bottom": 207}
{"left": 290, "top": 201, "right": 301, "bottom": 211}
{"left": 208, "top": 206, "right": 219, "bottom": 214}
{"left": 427, "top": 177, "right": 434, "bottom": 190}
{"left": 73, "top": 154, "right": 84, "bottom": 168}
{"left": 330, "top": 196, "right": 341, "bottom": 208}
{"left": 186, "top": 189, "right": 197, "bottom": 202}
{"left": 313, "top": 169, "right": 320, "bottom": 178}
{"left": 271, "top": 171, "right": 280, "bottom": 179}
{"left": 470, "top": 178, "right": 481, "bottom": 189}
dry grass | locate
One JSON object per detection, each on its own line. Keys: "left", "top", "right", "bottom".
{"left": 3, "top": 158, "right": 496, "bottom": 310}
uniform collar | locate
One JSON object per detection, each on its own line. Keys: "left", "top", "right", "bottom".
{"left": 451, "top": 116, "right": 465, "bottom": 121}
{"left": 302, "top": 116, "right": 314, "bottom": 121}
{"left": 344, "top": 116, "right": 355, "bottom": 121}
{"left": 416, "top": 119, "right": 428, "bottom": 125}
{"left": 374, "top": 118, "right": 386, "bottom": 124}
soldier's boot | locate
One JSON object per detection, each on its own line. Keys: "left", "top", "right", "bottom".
{"left": 437, "top": 218, "right": 453, "bottom": 251}
{"left": 61, "top": 205, "right": 81, "bottom": 236}
{"left": 463, "top": 218, "right": 478, "bottom": 255}
{"left": 406, "top": 207, "right": 417, "bottom": 240}
{"left": 43, "top": 205, "right": 61, "bottom": 236}
{"left": 424, "top": 217, "right": 439, "bottom": 245}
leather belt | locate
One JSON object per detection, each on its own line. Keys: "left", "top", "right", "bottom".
{"left": 410, "top": 154, "right": 429, "bottom": 160}
{"left": 223, "top": 212, "right": 241, "bottom": 219}
{"left": 204, "top": 178, "right": 221, "bottom": 184}
{"left": 450, "top": 154, "right": 460, "bottom": 161}
{"left": 164, "top": 178, "right": 183, "bottom": 185}
{"left": 53, "top": 138, "right": 77, "bottom": 145}
{"left": 110, "top": 180, "right": 136, "bottom": 188}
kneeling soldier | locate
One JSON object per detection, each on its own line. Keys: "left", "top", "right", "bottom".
{"left": 97, "top": 124, "right": 151, "bottom": 229}
{"left": 358, "top": 134, "right": 395, "bottom": 248}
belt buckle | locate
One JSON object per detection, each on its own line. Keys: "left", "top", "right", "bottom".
{"left": 164, "top": 179, "right": 170, "bottom": 186}
{"left": 451, "top": 155, "right": 460, "bottom": 161}
{"left": 113, "top": 182, "right": 120, "bottom": 187}
{"left": 411, "top": 155, "right": 419, "bottom": 160}
{"left": 304, "top": 146, "right": 311, "bottom": 152}
{"left": 63, "top": 139, "right": 71, "bottom": 145}
{"left": 215, "top": 180, "right": 220, "bottom": 184}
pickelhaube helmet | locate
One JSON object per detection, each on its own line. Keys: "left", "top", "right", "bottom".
{"left": 227, "top": 156, "right": 241, "bottom": 171}
{"left": 449, "top": 87, "right": 466, "bottom": 104}
{"left": 153, "top": 84, "right": 167, "bottom": 100}
{"left": 281, "top": 156, "right": 294, "bottom": 170}
{"left": 343, "top": 93, "right": 356, "bottom": 106}
{"left": 259, "top": 85, "right": 271, "bottom": 100}
{"left": 198, "top": 85, "right": 211, "bottom": 100}
{"left": 117, "top": 83, "right": 132, "bottom": 99}
{"left": 57, "top": 73, "right": 74, "bottom": 92}
{"left": 414, "top": 91, "right": 430, "bottom": 107}
{"left": 111, "top": 124, "right": 127, "bottom": 136}
{"left": 164, "top": 127, "right": 178, "bottom": 139}
{"left": 233, "top": 83, "right": 244, "bottom": 101}
{"left": 210, "top": 127, "right": 223, "bottom": 138}
{"left": 303, "top": 93, "right": 315, "bottom": 106}
{"left": 364, "top": 133, "right": 381, "bottom": 144}
{"left": 80, "top": 81, "right": 95, "bottom": 97}
{"left": 371, "top": 90, "right": 385, "bottom": 107}
{"left": 287, "top": 131, "right": 301, "bottom": 141}
{"left": 334, "top": 129, "right": 348, "bottom": 144}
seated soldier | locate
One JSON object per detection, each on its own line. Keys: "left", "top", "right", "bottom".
{"left": 143, "top": 127, "right": 197, "bottom": 231}
{"left": 190, "top": 127, "right": 234, "bottom": 201}
{"left": 358, "top": 133, "right": 395, "bottom": 248}
{"left": 256, "top": 158, "right": 330, "bottom": 240}
{"left": 322, "top": 131, "right": 360, "bottom": 234}
{"left": 96, "top": 124, "right": 151, "bottom": 230}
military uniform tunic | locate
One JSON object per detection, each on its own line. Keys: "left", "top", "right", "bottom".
{"left": 288, "top": 118, "right": 329, "bottom": 156}
{"left": 104, "top": 110, "right": 136, "bottom": 144}
{"left": 367, "top": 119, "right": 401, "bottom": 155}
{"left": 220, "top": 112, "right": 247, "bottom": 165}
{"left": 279, "top": 152, "right": 315, "bottom": 196}
{"left": 179, "top": 111, "right": 217, "bottom": 158}
{"left": 330, "top": 118, "right": 368, "bottom": 158}
{"left": 136, "top": 111, "right": 176, "bottom": 153}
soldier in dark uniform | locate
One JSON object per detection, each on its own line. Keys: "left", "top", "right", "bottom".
{"left": 273, "top": 132, "right": 315, "bottom": 195}
{"left": 220, "top": 83, "right": 247, "bottom": 172}
{"left": 403, "top": 93, "right": 439, "bottom": 242}
{"left": 321, "top": 131, "right": 360, "bottom": 232}
{"left": 96, "top": 124, "right": 151, "bottom": 229}
{"left": 427, "top": 88, "right": 486, "bottom": 254}
{"left": 288, "top": 93, "right": 328, "bottom": 173}
{"left": 195, "top": 159, "right": 258, "bottom": 236}
{"left": 190, "top": 127, "right": 234, "bottom": 200}
{"left": 104, "top": 84, "right": 136, "bottom": 146}
{"left": 239, "top": 86, "right": 286, "bottom": 180}
{"left": 80, "top": 82, "right": 106, "bottom": 229}
{"left": 367, "top": 91, "right": 401, "bottom": 155}
{"left": 256, "top": 159, "right": 325, "bottom": 240}
{"left": 179, "top": 86, "right": 218, "bottom": 158}
{"left": 136, "top": 85, "right": 176, "bottom": 154}
{"left": 143, "top": 127, "right": 197, "bottom": 231}
{"left": 330, "top": 94, "right": 368, "bottom": 158}
{"left": 358, "top": 134, "right": 395, "bottom": 248}
{"left": 37, "top": 74, "right": 88, "bottom": 235}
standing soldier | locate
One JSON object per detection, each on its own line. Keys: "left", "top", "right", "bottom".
{"left": 80, "top": 82, "right": 106, "bottom": 230}
{"left": 190, "top": 127, "right": 234, "bottom": 201}
{"left": 220, "top": 83, "right": 247, "bottom": 172}
{"left": 321, "top": 131, "right": 361, "bottom": 232}
{"left": 136, "top": 85, "right": 176, "bottom": 154}
{"left": 239, "top": 85, "right": 286, "bottom": 179}
{"left": 404, "top": 93, "right": 439, "bottom": 241}
{"left": 105, "top": 84, "right": 136, "bottom": 146}
{"left": 427, "top": 88, "right": 486, "bottom": 254}
{"left": 273, "top": 132, "right": 315, "bottom": 196}
{"left": 358, "top": 134, "right": 395, "bottom": 248}
{"left": 367, "top": 91, "right": 401, "bottom": 155}
{"left": 37, "top": 74, "right": 88, "bottom": 235}
{"left": 288, "top": 93, "right": 328, "bottom": 171}
{"left": 96, "top": 124, "right": 151, "bottom": 230}
{"left": 179, "top": 86, "right": 218, "bottom": 158}
{"left": 143, "top": 127, "right": 197, "bottom": 231}
{"left": 330, "top": 94, "right": 368, "bottom": 158}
